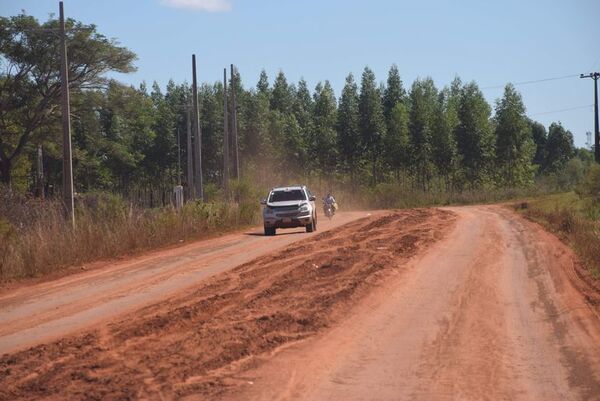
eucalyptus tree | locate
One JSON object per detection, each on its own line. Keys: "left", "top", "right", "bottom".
{"left": 337, "top": 73, "right": 361, "bottom": 178}
{"left": 544, "top": 122, "right": 575, "bottom": 172}
{"left": 408, "top": 78, "right": 437, "bottom": 187}
{"left": 455, "top": 81, "right": 494, "bottom": 187}
{"left": 358, "top": 67, "right": 386, "bottom": 183}
{"left": 494, "top": 84, "right": 535, "bottom": 186}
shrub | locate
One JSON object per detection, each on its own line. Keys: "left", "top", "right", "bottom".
{"left": 577, "top": 164, "right": 600, "bottom": 202}
{"left": 0, "top": 188, "right": 261, "bottom": 281}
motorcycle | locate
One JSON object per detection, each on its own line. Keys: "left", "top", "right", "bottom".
{"left": 323, "top": 201, "right": 335, "bottom": 219}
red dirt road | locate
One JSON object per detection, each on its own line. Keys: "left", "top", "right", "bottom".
{"left": 229, "top": 206, "right": 600, "bottom": 401}
{"left": 1, "top": 206, "right": 599, "bottom": 401}
{"left": 0, "top": 211, "right": 370, "bottom": 354}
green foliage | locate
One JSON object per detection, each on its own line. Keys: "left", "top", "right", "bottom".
{"left": 78, "top": 191, "right": 128, "bottom": 220}
{"left": 431, "top": 88, "right": 458, "bottom": 182}
{"left": 337, "top": 74, "right": 361, "bottom": 176}
{"left": 544, "top": 122, "right": 575, "bottom": 172}
{"left": 313, "top": 81, "right": 338, "bottom": 175}
{"left": 359, "top": 67, "right": 386, "bottom": 182}
{"left": 530, "top": 121, "right": 547, "bottom": 167}
{"left": 0, "top": 11, "right": 587, "bottom": 203}
{"left": 383, "top": 64, "right": 406, "bottom": 125}
{"left": 199, "top": 82, "right": 225, "bottom": 178}
{"left": 455, "top": 82, "right": 494, "bottom": 188}
{"left": 384, "top": 102, "right": 410, "bottom": 176}
{"left": 293, "top": 78, "right": 314, "bottom": 173}
{"left": 578, "top": 164, "right": 600, "bottom": 202}
{"left": 0, "top": 12, "right": 136, "bottom": 186}
{"left": 408, "top": 78, "right": 437, "bottom": 186}
{"left": 494, "top": 84, "right": 535, "bottom": 186}
{"left": 271, "top": 71, "right": 294, "bottom": 114}
{"left": 257, "top": 69, "right": 270, "bottom": 95}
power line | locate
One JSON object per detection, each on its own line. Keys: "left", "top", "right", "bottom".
{"left": 481, "top": 74, "right": 579, "bottom": 90}
{"left": 529, "top": 104, "right": 592, "bottom": 116}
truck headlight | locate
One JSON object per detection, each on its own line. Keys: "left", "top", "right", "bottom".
{"left": 299, "top": 204, "right": 309, "bottom": 213}
{"left": 264, "top": 207, "right": 274, "bottom": 215}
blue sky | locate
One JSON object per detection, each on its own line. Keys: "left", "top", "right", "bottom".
{"left": 2, "top": 0, "right": 599, "bottom": 147}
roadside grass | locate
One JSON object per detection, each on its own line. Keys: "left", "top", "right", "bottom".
{"left": 0, "top": 173, "right": 586, "bottom": 282}
{"left": 300, "top": 179, "right": 553, "bottom": 211}
{"left": 516, "top": 192, "right": 600, "bottom": 280}
{"left": 361, "top": 184, "right": 546, "bottom": 210}
{"left": 0, "top": 191, "right": 260, "bottom": 281}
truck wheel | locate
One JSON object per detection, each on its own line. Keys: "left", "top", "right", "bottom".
{"left": 264, "top": 227, "right": 276, "bottom": 236}
{"left": 306, "top": 220, "right": 314, "bottom": 233}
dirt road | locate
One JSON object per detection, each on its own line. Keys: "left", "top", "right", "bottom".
{"left": 1, "top": 205, "right": 599, "bottom": 401}
{"left": 0, "top": 211, "right": 370, "bottom": 354}
{"left": 229, "top": 206, "right": 600, "bottom": 401}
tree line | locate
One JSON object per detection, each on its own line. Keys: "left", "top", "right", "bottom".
{"left": 0, "top": 12, "right": 588, "bottom": 201}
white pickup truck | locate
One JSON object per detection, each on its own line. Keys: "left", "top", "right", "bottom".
{"left": 260, "top": 185, "right": 317, "bottom": 236}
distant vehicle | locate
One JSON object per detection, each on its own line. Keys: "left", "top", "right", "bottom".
{"left": 323, "top": 201, "right": 335, "bottom": 219}
{"left": 261, "top": 185, "right": 317, "bottom": 236}
{"left": 323, "top": 193, "right": 337, "bottom": 219}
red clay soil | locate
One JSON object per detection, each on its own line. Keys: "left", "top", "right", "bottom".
{"left": 0, "top": 208, "right": 456, "bottom": 401}
{"left": 221, "top": 205, "right": 600, "bottom": 401}
{"left": 0, "top": 211, "right": 369, "bottom": 355}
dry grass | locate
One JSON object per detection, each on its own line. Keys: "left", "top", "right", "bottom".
{"left": 516, "top": 192, "right": 600, "bottom": 279}
{"left": 0, "top": 191, "right": 260, "bottom": 281}
{"left": 0, "top": 173, "right": 573, "bottom": 282}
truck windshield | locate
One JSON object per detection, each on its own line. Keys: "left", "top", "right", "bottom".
{"left": 269, "top": 189, "right": 306, "bottom": 202}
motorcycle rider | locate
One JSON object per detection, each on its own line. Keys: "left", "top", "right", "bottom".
{"left": 324, "top": 192, "right": 337, "bottom": 215}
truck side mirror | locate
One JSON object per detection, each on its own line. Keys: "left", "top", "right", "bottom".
{"left": 260, "top": 199, "right": 267, "bottom": 205}
{"left": 309, "top": 195, "right": 316, "bottom": 201}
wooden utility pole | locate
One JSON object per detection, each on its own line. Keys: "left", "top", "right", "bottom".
{"left": 59, "top": 1, "right": 74, "bottom": 225}
{"left": 174, "top": 126, "right": 183, "bottom": 209}
{"left": 176, "top": 126, "right": 181, "bottom": 186}
{"left": 581, "top": 72, "right": 600, "bottom": 163}
{"left": 230, "top": 64, "right": 240, "bottom": 180}
{"left": 186, "top": 107, "right": 195, "bottom": 200}
{"left": 36, "top": 144, "right": 44, "bottom": 200}
{"left": 192, "top": 55, "right": 203, "bottom": 200}
{"left": 223, "top": 68, "right": 230, "bottom": 198}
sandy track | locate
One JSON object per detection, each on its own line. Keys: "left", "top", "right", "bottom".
{"left": 0, "top": 211, "right": 369, "bottom": 354}
{"left": 1, "top": 205, "right": 599, "bottom": 401}
{"left": 227, "top": 205, "right": 600, "bottom": 401}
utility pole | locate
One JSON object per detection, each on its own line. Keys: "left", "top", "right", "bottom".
{"left": 192, "top": 55, "right": 203, "bottom": 200}
{"left": 59, "top": 1, "right": 74, "bottom": 225}
{"left": 230, "top": 64, "right": 240, "bottom": 180}
{"left": 173, "top": 126, "right": 184, "bottom": 209}
{"left": 223, "top": 68, "right": 230, "bottom": 198}
{"left": 36, "top": 144, "right": 44, "bottom": 200}
{"left": 186, "top": 106, "right": 195, "bottom": 200}
{"left": 580, "top": 72, "right": 600, "bottom": 163}
{"left": 176, "top": 127, "right": 181, "bottom": 186}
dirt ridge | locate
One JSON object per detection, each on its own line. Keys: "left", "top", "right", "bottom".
{"left": 0, "top": 208, "right": 456, "bottom": 401}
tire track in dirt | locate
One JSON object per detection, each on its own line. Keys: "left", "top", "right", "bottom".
{"left": 0, "top": 208, "right": 455, "bottom": 401}
{"left": 0, "top": 212, "right": 367, "bottom": 354}
{"left": 223, "top": 205, "right": 600, "bottom": 401}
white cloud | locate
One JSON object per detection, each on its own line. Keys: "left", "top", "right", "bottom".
{"left": 160, "top": 0, "right": 232, "bottom": 12}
